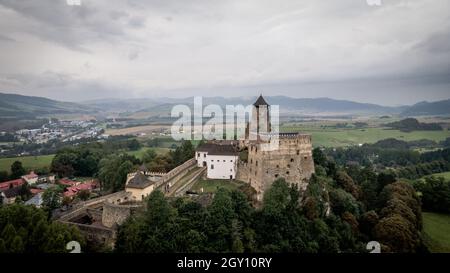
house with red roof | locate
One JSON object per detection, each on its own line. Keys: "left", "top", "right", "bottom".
{"left": 58, "top": 178, "right": 79, "bottom": 187}
{"left": 63, "top": 181, "right": 97, "bottom": 199}
{"left": 0, "top": 178, "right": 25, "bottom": 192}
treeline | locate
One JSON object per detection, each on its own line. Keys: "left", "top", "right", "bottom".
{"left": 385, "top": 118, "right": 443, "bottom": 132}
{"left": 116, "top": 148, "right": 426, "bottom": 253}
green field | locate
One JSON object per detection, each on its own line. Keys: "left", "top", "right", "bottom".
{"left": 0, "top": 154, "right": 55, "bottom": 173}
{"left": 422, "top": 212, "right": 450, "bottom": 253}
{"left": 430, "top": 172, "right": 450, "bottom": 180}
{"left": 281, "top": 126, "right": 450, "bottom": 147}
{"left": 191, "top": 179, "right": 246, "bottom": 193}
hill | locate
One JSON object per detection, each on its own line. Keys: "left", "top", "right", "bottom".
{"left": 401, "top": 100, "right": 450, "bottom": 116}
{"left": 0, "top": 92, "right": 96, "bottom": 118}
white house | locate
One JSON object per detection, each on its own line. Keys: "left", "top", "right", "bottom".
{"left": 196, "top": 143, "right": 238, "bottom": 180}
{"left": 21, "top": 171, "right": 38, "bottom": 185}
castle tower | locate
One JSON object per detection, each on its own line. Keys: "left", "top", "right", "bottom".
{"left": 248, "top": 94, "right": 271, "bottom": 141}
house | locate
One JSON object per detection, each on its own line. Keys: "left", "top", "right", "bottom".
{"left": 63, "top": 181, "right": 96, "bottom": 198}
{"left": 195, "top": 143, "right": 239, "bottom": 180}
{"left": 1, "top": 187, "right": 22, "bottom": 204}
{"left": 21, "top": 171, "right": 39, "bottom": 184}
{"left": 125, "top": 171, "right": 156, "bottom": 201}
{"left": 0, "top": 178, "right": 25, "bottom": 192}
{"left": 37, "top": 174, "right": 56, "bottom": 184}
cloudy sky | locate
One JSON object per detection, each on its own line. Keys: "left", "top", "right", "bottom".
{"left": 0, "top": 0, "right": 449, "bottom": 105}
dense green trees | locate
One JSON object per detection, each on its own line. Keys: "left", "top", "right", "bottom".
{"left": 0, "top": 204, "right": 85, "bottom": 253}
{"left": 414, "top": 177, "right": 450, "bottom": 213}
{"left": 97, "top": 154, "right": 135, "bottom": 192}
{"left": 10, "top": 161, "right": 26, "bottom": 179}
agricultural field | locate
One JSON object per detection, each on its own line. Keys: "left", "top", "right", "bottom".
{"left": 281, "top": 125, "right": 450, "bottom": 147}
{"left": 0, "top": 154, "right": 55, "bottom": 173}
{"left": 191, "top": 179, "right": 246, "bottom": 193}
{"left": 422, "top": 212, "right": 450, "bottom": 253}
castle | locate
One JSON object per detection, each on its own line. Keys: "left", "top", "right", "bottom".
{"left": 196, "top": 95, "right": 315, "bottom": 200}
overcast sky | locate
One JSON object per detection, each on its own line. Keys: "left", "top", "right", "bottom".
{"left": 0, "top": 0, "right": 449, "bottom": 105}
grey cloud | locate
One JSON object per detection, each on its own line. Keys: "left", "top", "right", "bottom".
{"left": 0, "top": 0, "right": 449, "bottom": 104}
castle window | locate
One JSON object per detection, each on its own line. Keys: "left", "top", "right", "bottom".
{"left": 211, "top": 164, "right": 214, "bottom": 169}
{"left": 275, "top": 174, "right": 279, "bottom": 178}
{"left": 230, "top": 169, "right": 233, "bottom": 172}
{"left": 255, "top": 148, "right": 258, "bottom": 153}
{"left": 204, "top": 154, "right": 206, "bottom": 158}
{"left": 217, "top": 160, "right": 220, "bottom": 162}
{"left": 230, "top": 160, "right": 233, "bottom": 162}
{"left": 223, "top": 160, "right": 226, "bottom": 162}
{"left": 297, "top": 150, "right": 300, "bottom": 155}
{"left": 255, "top": 171, "right": 257, "bottom": 175}
{"left": 256, "top": 161, "right": 258, "bottom": 166}
{"left": 286, "top": 171, "right": 290, "bottom": 175}
{"left": 251, "top": 159, "right": 253, "bottom": 164}
{"left": 290, "top": 158, "right": 294, "bottom": 162}
{"left": 276, "top": 165, "right": 279, "bottom": 168}
{"left": 197, "top": 153, "right": 200, "bottom": 157}
{"left": 304, "top": 156, "right": 308, "bottom": 160}
{"left": 287, "top": 164, "right": 291, "bottom": 168}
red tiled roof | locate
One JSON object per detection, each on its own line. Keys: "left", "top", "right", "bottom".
{"left": 59, "top": 178, "right": 78, "bottom": 186}
{"left": 63, "top": 182, "right": 94, "bottom": 197}
{"left": 0, "top": 179, "right": 24, "bottom": 192}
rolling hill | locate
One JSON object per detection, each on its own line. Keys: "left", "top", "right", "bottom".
{"left": 401, "top": 100, "right": 450, "bottom": 116}
{"left": 0, "top": 92, "right": 96, "bottom": 118}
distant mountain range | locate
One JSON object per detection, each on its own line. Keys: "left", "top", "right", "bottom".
{"left": 400, "top": 99, "right": 450, "bottom": 116}
{"left": 0, "top": 92, "right": 95, "bottom": 118}
{"left": 1, "top": 92, "right": 449, "bottom": 119}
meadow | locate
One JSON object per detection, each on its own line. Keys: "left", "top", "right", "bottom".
{"left": 422, "top": 212, "right": 450, "bottom": 253}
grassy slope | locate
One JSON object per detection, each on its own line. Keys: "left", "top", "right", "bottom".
{"left": 191, "top": 179, "right": 246, "bottom": 193}
{"left": 422, "top": 212, "right": 450, "bottom": 253}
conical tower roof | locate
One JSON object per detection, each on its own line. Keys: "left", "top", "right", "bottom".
{"left": 253, "top": 94, "right": 269, "bottom": 106}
